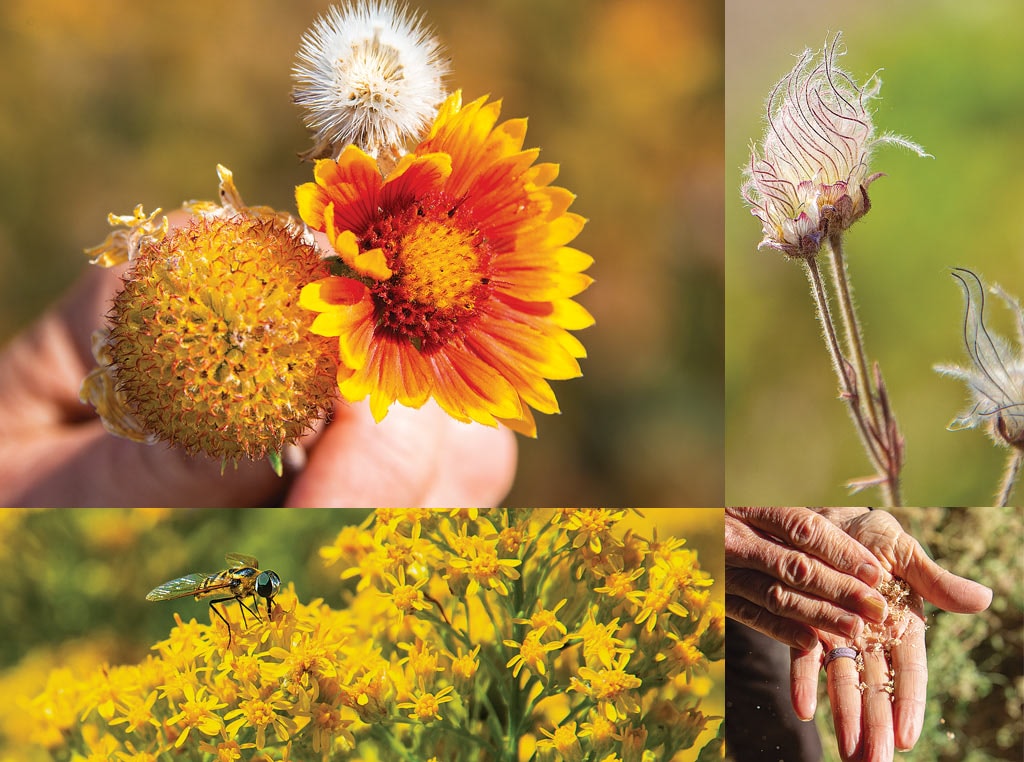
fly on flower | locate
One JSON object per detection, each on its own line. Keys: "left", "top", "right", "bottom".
{"left": 146, "top": 553, "right": 281, "bottom": 645}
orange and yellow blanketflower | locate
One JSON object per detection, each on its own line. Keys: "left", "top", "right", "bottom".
{"left": 297, "top": 92, "right": 594, "bottom": 436}
{"left": 24, "top": 509, "right": 722, "bottom": 761}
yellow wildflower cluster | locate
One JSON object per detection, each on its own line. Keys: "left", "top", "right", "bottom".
{"left": 24, "top": 509, "right": 722, "bottom": 761}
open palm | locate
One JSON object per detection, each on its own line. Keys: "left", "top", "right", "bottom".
{"left": 790, "top": 509, "right": 992, "bottom": 762}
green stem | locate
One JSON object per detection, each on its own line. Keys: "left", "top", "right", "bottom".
{"left": 996, "top": 448, "right": 1023, "bottom": 506}
{"left": 825, "top": 234, "right": 883, "bottom": 436}
{"left": 807, "top": 234, "right": 904, "bottom": 505}
{"left": 803, "top": 257, "right": 890, "bottom": 488}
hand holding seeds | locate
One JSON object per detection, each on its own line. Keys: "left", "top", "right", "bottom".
{"left": 724, "top": 507, "right": 890, "bottom": 650}
{"left": 790, "top": 509, "right": 993, "bottom": 762}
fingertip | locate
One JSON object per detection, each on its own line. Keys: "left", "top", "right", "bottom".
{"left": 895, "top": 718, "right": 922, "bottom": 751}
{"left": 795, "top": 629, "right": 819, "bottom": 652}
{"left": 974, "top": 581, "right": 994, "bottom": 611}
{"left": 794, "top": 698, "right": 816, "bottom": 722}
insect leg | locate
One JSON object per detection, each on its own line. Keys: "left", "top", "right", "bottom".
{"left": 208, "top": 596, "right": 237, "bottom": 646}
{"left": 236, "top": 596, "right": 262, "bottom": 628}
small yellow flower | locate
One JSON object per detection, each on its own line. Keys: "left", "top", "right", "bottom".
{"left": 504, "top": 630, "right": 564, "bottom": 679}
{"left": 574, "top": 613, "right": 628, "bottom": 670}
{"left": 342, "top": 666, "right": 392, "bottom": 724}
{"left": 579, "top": 710, "right": 619, "bottom": 757}
{"left": 223, "top": 686, "right": 298, "bottom": 750}
{"left": 594, "top": 568, "right": 646, "bottom": 602}
{"left": 165, "top": 684, "right": 225, "bottom": 748}
{"left": 397, "top": 685, "right": 455, "bottom": 722}
{"left": 448, "top": 644, "right": 481, "bottom": 692}
{"left": 266, "top": 633, "right": 339, "bottom": 692}
{"left": 294, "top": 688, "right": 355, "bottom": 754}
{"left": 108, "top": 690, "right": 161, "bottom": 735}
{"left": 570, "top": 654, "right": 642, "bottom": 722}
{"left": 627, "top": 580, "right": 690, "bottom": 633}
{"left": 381, "top": 566, "right": 434, "bottom": 617}
{"left": 558, "top": 509, "right": 628, "bottom": 554}
{"left": 77, "top": 727, "right": 123, "bottom": 762}
{"left": 537, "top": 720, "right": 583, "bottom": 762}
{"left": 656, "top": 632, "right": 707, "bottom": 683}
{"left": 447, "top": 541, "right": 521, "bottom": 597}
{"left": 198, "top": 739, "right": 258, "bottom": 762}
{"left": 397, "top": 638, "right": 443, "bottom": 686}
{"left": 513, "top": 598, "right": 569, "bottom": 640}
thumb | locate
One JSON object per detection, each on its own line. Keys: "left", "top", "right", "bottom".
{"left": 0, "top": 266, "right": 287, "bottom": 507}
{"left": 900, "top": 535, "right": 993, "bottom": 613}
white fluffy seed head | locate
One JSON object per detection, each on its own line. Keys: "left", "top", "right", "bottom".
{"left": 292, "top": 1, "right": 448, "bottom": 163}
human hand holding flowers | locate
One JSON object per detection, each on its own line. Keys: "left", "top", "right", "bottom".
{"left": 0, "top": 257, "right": 516, "bottom": 507}
{"left": 789, "top": 509, "right": 993, "bottom": 762}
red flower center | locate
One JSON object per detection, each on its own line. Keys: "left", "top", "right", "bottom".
{"left": 364, "top": 192, "right": 496, "bottom": 349}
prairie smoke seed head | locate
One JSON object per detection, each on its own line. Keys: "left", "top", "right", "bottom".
{"left": 742, "top": 33, "right": 930, "bottom": 259}
{"left": 80, "top": 168, "right": 338, "bottom": 468}
{"left": 936, "top": 268, "right": 1024, "bottom": 448}
{"left": 292, "top": 1, "right": 448, "bottom": 165}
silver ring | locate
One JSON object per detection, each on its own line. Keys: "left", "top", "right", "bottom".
{"left": 823, "top": 646, "right": 858, "bottom": 669}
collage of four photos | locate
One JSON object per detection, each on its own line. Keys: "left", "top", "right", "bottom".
{"left": 0, "top": 0, "right": 1021, "bottom": 760}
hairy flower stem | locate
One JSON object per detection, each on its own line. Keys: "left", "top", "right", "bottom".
{"left": 996, "top": 448, "right": 1023, "bottom": 506}
{"left": 803, "top": 240, "right": 903, "bottom": 505}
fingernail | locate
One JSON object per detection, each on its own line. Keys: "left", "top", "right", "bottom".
{"left": 838, "top": 613, "right": 863, "bottom": 638}
{"left": 795, "top": 630, "right": 818, "bottom": 651}
{"left": 864, "top": 595, "right": 888, "bottom": 623}
{"left": 857, "top": 562, "right": 882, "bottom": 587}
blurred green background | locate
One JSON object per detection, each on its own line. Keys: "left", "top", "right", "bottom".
{"left": 0, "top": 0, "right": 724, "bottom": 507}
{"left": 0, "top": 508, "right": 725, "bottom": 761}
{"left": 725, "top": 0, "right": 1024, "bottom": 505}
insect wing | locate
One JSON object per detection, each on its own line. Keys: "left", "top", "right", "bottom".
{"left": 146, "top": 573, "right": 214, "bottom": 601}
{"left": 225, "top": 553, "right": 259, "bottom": 570}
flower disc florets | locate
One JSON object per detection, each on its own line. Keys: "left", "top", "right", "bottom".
{"left": 81, "top": 167, "right": 338, "bottom": 467}
{"left": 742, "top": 33, "right": 929, "bottom": 258}
{"left": 298, "top": 91, "right": 594, "bottom": 437}
{"left": 292, "top": 0, "right": 448, "bottom": 164}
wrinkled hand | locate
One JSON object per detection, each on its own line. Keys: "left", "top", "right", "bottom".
{"left": 0, "top": 264, "right": 517, "bottom": 507}
{"left": 790, "top": 509, "right": 993, "bottom": 762}
{"left": 725, "top": 507, "right": 890, "bottom": 649}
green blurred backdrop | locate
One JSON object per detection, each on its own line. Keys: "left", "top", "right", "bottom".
{"left": 0, "top": 0, "right": 724, "bottom": 507}
{"left": 726, "top": 0, "right": 1024, "bottom": 505}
